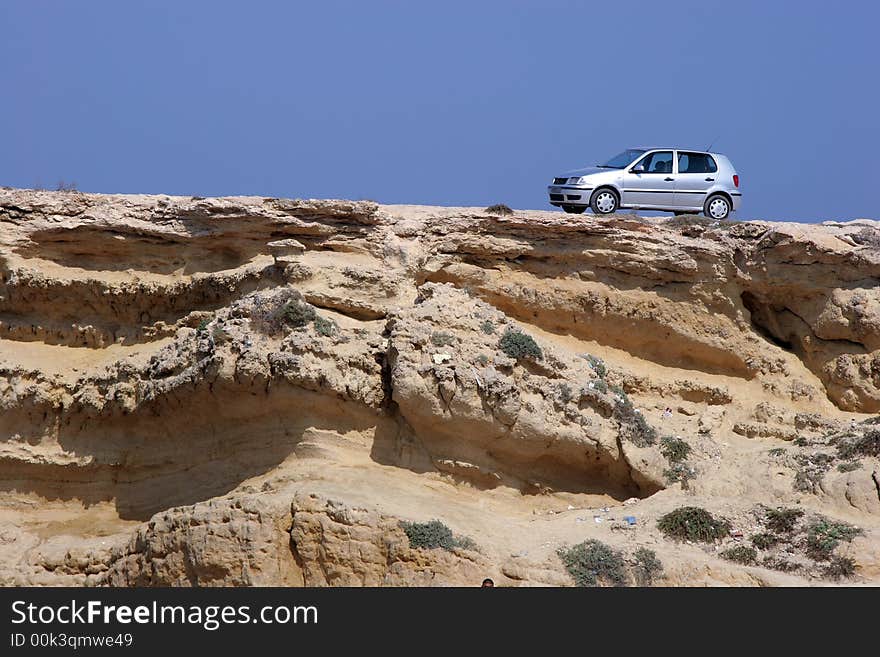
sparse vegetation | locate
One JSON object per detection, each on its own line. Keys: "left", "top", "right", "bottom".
{"left": 593, "top": 379, "right": 608, "bottom": 394}
{"left": 557, "top": 540, "right": 628, "bottom": 587}
{"left": 557, "top": 383, "right": 573, "bottom": 404}
{"left": 665, "top": 214, "right": 739, "bottom": 231}
{"left": 663, "top": 463, "right": 695, "bottom": 489}
{"left": 721, "top": 546, "right": 757, "bottom": 565}
{"left": 476, "top": 354, "right": 489, "bottom": 366}
{"left": 632, "top": 548, "right": 663, "bottom": 586}
{"left": 660, "top": 436, "right": 692, "bottom": 463}
{"left": 281, "top": 299, "right": 317, "bottom": 328}
{"left": 584, "top": 354, "right": 606, "bottom": 379}
{"left": 657, "top": 507, "right": 729, "bottom": 542}
{"left": 431, "top": 331, "right": 456, "bottom": 348}
{"left": 498, "top": 328, "right": 542, "bottom": 360}
{"left": 804, "top": 519, "right": 862, "bottom": 561}
{"left": 751, "top": 532, "right": 779, "bottom": 550}
{"left": 837, "top": 461, "right": 861, "bottom": 473}
{"left": 479, "top": 320, "right": 496, "bottom": 335}
{"left": 196, "top": 318, "right": 210, "bottom": 333}
{"left": 822, "top": 556, "right": 856, "bottom": 580}
{"left": 613, "top": 392, "right": 657, "bottom": 447}
{"left": 837, "top": 429, "right": 880, "bottom": 460}
{"left": 485, "top": 203, "right": 513, "bottom": 216}
{"left": 793, "top": 452, "right": 834, "bottom": 493}
{"left": 764, "top": 507, "right": 804, "bottom": 534}
{"left": 762, "top": 556, "right": 800, "bottom": 573}
{"left": 768, "top": 447, "right": 787, "bottom": 457}
{"left": 314, "top": 315, "right": 337, "bottom": 337}
{"left": 55, "top": 180, "right": 78, "bottom": 192}
{"left": 400, "top": 520, "right": 475, "bottom": 552}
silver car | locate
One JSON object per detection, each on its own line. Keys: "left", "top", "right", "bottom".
{"left": 548, "top": 147, "right": 741, "bottom": 218}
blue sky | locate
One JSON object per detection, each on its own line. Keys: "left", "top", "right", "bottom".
{"left": 2, "top": 0, "right": 877, "bottom": 221}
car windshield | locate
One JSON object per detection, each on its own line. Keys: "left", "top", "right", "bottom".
{"left": 599, "top": 149, "right": 646, "bottom": 169}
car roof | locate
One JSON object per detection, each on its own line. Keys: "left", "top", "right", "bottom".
{"left": 631, "top": 146, "right": 723, "bottom": 155}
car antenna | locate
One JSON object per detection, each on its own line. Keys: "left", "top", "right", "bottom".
{"left": 705, "top": 135, "right": 720, "bottom": 151}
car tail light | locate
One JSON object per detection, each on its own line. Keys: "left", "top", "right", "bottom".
{"left": 733, "top": 174, "right": 739, "bottom": 188}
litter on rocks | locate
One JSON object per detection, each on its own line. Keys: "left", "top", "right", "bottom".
{"left": 624, "top": 516, "right": 637, "bottom": 526}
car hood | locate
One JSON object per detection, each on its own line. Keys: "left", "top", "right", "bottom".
{"left": 558, "top": 166, "right": 610, "bottom": 176}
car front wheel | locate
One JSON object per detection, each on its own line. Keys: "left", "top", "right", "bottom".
{"left": 561, "top": 205, "right": 586, "bottom": 214}
{"left": 704, "top": 194, "right": 731, "bottom": 220}
{"left": 589, "top": 188, "right": 618, "bottom": 215}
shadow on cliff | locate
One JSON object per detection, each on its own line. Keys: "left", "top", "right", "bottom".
{"left": 0, "top": 383, "right": 389, "bottom": 521}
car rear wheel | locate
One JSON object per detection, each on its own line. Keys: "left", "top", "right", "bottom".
{"left": 561, "top": 205, "right": 586, "bottom": 214}
{"left": 589, "top": 188, "right": 618, "bottom": 215}
{"left": 704, "top": 194, "right": 731, "bottom": 220}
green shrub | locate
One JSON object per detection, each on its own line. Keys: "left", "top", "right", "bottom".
{"left": 281, "top": 299, "right": 317, "bottom": 328}
{"left": 476, "top": 354, "right": 489, "bottom": 366}
{"left": 804, "top": 519, "right": 862, "bottom": 561}
{"left": 663, "top": 463, "right": 695, "bottom": 489}
{"left": 557, "top": 540, "right": 628, "bottom": 587}
{"left": 196, "top": 318, "right": 210, "bottom": 333}
{"left": 613, "top": 394, "right": 657, "bottom": 447}
{"left": 632, "top": 548, "right": 663, "bottom": 586}
{"left": 585, "top": 354, "right": 606, "bottom": 379}
{"left": 762, "top": 556, "right": 800, "bottom": 573}
{"left": 400, "top": 520, "right": 475, "bottom": 551}
{"left": 764, "top": 507, "right": 804, "bottom": 534}
{"left": 793, "top": 436, "right": 808, "bottom": 447}
{"left": 751, "top": 532, "right": 779, "bottom": 550}
{"left": 485, "top": 203, "right": 513, "bottom": 215}
{"left": 593, "top": 379, "right": 608, "bottom": 394}
{"left": 822, "top": 556, "right": 856, "bottom": 580}
{"left": 837, "top": 429, "right": 880, "bottom": 459}
{"left": 721, "top": 546, "right": 757, "bottom": 565}
{"left": 609, "top": 384, "right": 627, "bottom": 400}
{"left": 430, "top": 331, "right": 456, "bottom": 347}
{"left": 660, "top": 436, "right": 692, "bottom": 463}
{"left": 498, "top": 328, "right": 542, "bottom": 360}
{"left": 768, "top": 447, "right": 787, "bottom": 457}
{"left": 837, "top": 461, "right": 861, "bottom": 473}
{"left": 451, "top": 535, "right": 478, "bottom": 551}
{"left": 657, "top": 507, "right": 730, "bottom": 542}
{"left": 479, "top": 320, "right": 496, "bottom": 335}
{"left": 313, "top": 315, "right": 337, "bottom": 337}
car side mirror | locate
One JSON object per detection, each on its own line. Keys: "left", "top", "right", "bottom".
{"left": 630, "top": 163, "right": 646, "bottom": 173}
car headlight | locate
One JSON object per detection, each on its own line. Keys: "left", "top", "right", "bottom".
{"left": 571, "top": 177, "right": 586, "bottom": 185}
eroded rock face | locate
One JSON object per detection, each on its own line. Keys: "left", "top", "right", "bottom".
{"left": 1, "top": 189, "right": 878, "bottom": 587}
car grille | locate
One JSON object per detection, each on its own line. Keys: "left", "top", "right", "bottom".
{"left": 566, "top": 194, "right": 581, "bottom": 201}
{"left": 549, "top": 194, "right": 564, "bottom": 201}
{"left": 553, "top": 177, "right": 568, "bottom": 185}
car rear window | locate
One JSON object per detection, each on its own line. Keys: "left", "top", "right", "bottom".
{"left": 678, "top": 152, "right": 718, "bottom": 174}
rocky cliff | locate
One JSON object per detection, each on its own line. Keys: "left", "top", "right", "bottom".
{"left": 1, "top": 188, "right": 878, "bottom": 586}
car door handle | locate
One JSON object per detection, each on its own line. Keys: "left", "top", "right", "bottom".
{"left": 705, "top": 177, "right": 715, "bottom": 182}
{"left": 664, "top": 177, "right": 674, "bottom": 182}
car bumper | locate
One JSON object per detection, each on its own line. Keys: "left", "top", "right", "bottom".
{"left": 730, "top": 192, "right": 742, "bottom": 211}
{"left": 547, "top": 185, "right": 592, "bottom": 207}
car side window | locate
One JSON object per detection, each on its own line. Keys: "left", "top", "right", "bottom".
{"left": 678, "top": 152, "right": 718, "bottom": 174}
{"left": 633, "top": 151, "right": 673, "bottom": 174}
